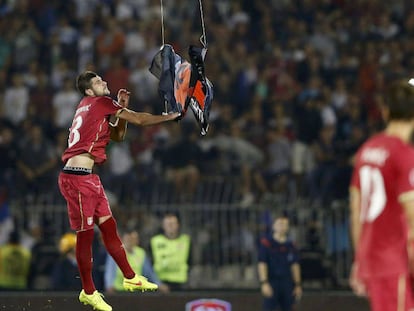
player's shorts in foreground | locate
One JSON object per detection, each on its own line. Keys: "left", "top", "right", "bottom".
{"left": 58, "top": 171, "right": 112, "bottom": 231}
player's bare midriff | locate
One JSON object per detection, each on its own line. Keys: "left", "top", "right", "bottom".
{"left": 65, "top": 153, "right": 95, "bottom": 170}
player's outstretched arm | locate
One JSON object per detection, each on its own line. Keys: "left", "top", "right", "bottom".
{"left": 116, "top": 108, "right": 180, "bottom": 126}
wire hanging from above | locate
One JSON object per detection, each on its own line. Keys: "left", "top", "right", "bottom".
{"left": 160, "top": 0, "right": 165, "bottom": 46}
{"left": 198, "top": 0, "right": 207, "bottom": 49}
{"left": 159, "top": 0, "right": 207, "bottom": 50}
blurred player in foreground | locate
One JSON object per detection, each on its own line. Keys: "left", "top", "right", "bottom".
{"left": 349, "top": 80, "right": 414, "bottom": 311}
{"left": 58, "top": 71, "right": 180, "bottom": 311}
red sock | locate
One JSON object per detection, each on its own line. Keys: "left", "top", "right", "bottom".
{"left": 99, "top": 217, "right": 135, "bottom": 279}
{"left": 76, "top": 229, "right": 96, "bottom": 294}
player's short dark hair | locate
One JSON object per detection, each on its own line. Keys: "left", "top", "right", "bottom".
{"left": 76, "top": 71, "right": 98, "bottom": 95}
{"left": 385, "top": 80, "right": 414, "bottom": 120}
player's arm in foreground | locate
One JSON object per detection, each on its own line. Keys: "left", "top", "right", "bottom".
{"left": 401, "top": 196, "right": 414, "bottom": 274}
{"left": 349, "top": 186, "right": 366, "bottom": 296}
{"left": 350, "top": 186, "right": 361, "bottom": 254}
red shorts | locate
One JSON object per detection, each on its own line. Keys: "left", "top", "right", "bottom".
{"left": 58, "top": 172, "right": 112, "bottom": 231}
{"left": 365, "top": 274, "right": 414, "bottom": 311}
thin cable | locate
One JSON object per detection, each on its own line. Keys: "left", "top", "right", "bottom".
{"left": 198, "top": 0, "right": 207, "bottom": 48}
{"left": 160, "top": 0, "right": 165, "bottom": 46}
{"left": 160, "top": 0, "right": 167, "bottom": 113}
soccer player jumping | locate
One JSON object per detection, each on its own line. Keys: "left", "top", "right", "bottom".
{"left": 349, "top": 80, "right": 414, "bottom": 311}
{"left": 58, "top": 71, "right": 180, "bottom": 311}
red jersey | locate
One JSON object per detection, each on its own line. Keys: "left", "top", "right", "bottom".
{"left": 62, "top": 96, "right": 122, "bottom": 164}
{"left": 351, "top": 133, "right": 414, "bottom": 278}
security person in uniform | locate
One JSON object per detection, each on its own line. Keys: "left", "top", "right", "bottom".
{"left": 150, "top": 212, "right": 191, "bottom": 291}
{"left": 258, "top": 215, "right": 302, "bottom": 311}
{"left": 0, "top": 230, "right": 31, "bottom": 290}
{"left": 105, "top": 228, "right": 168, "bottom": 293}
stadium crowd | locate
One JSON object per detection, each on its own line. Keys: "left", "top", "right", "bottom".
{"left": 0, "top": 0, "right": 413, "bottom": 290}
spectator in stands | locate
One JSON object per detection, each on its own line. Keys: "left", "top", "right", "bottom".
{"left": 210, "top": 121, "right": 264, "bottom": 206}
{"left": 160, "top": 122, "right": 202, "bottom": 202}
{"left": 221, "top": 213, "right": 256, "bottom": 265}
{"left": 128, "top": 57, "right": 159, "bottom": 106}
{"left": 291, "top": 95, "right": 323, "bottom": 197}
{"left": 258, "top": 215, "right": 302, "bottom": 311}
{"left": 0, "top": 26, "right": 11, "bottom": 71}
{"left": 123, "top": 19, "right": 146, "bottom": 67}
{"left": 28, "top": 71, "right": 54, "bottom": 134}
{"left": 52, "top": 228, "right": 109, "bottom": 292}
{"left": 256, "top": 122, "right": 292, "bottom": 200}
{"left": 96, "top": 17, "right": 125, "bottom": 70}
{"left": 0, "top": 186, "right": 13, "bottom": 246}
{"left": 0, "top": 125, "right": 16, "bottom": 195}
{"left": 52, "top": 77, "right": 80, "bottom": 131}
{"left": 150, "top": 212, "right": 191, "bottom": 291}
{"left": 330, "top": 77, "right": 349, "bottom": 112}
{"left": 16, "top": 123, "right": 58, "bottom": 201}
{"left": 10, "top": 19, "right": 41, "bottom": 72}
{"left": 22, "top": 61, "right": 42, "bottom": 90}
{"left": 52, "top": 16, "right": 78, "bottom": 62}
{"left": 102, "top": 57, "right": 130, "bottom": 99}
{"left": 103, "top": 140, "right": 137, "bottom": 204}
{"left": 43, "top": 32, "right": 64, "bottom": 74}
{"left": 3, "top": 73, "right": 29, "bottom": 126}
{"left": 299, "top": 213, "right": 330, "bottom": 288}
{"left": 105, "top": 228, "right": 168, "bottom": 293}
{"left": 27, "top": 219, "right": 60, "bottom": 290}
{"left": 51, "top": 232, "right": 80, "bottom": 291}
{"left": 242, "top": 102, "right": 267, "bottom": 150}
{"left": 0, "top": 230, "right": 31, "bottom": 290}
{"left": 332, "top": 124, "right": 367, "bottom": 201}
{"left": 77, "top": 21, "right": 95, "bottom": 72}
{"left": 92, "top": 229, "right": 109, "bottom": 293}
{"left": 50, "top": 60, "right": 75, "bottom": 90}
{"left": 308, "top": 125, "right": 337, "bottom": 205}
